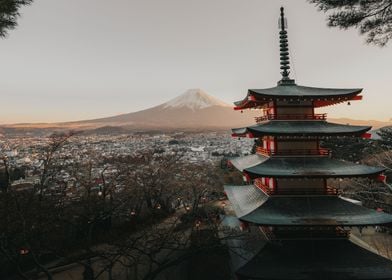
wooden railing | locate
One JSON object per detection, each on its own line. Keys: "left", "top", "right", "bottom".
{"left": 256, "top": 147, "right": 331, "bottom": 157}
{"left": 254, "top": 179, "right": 272, "bottom": 195}
{"left": 272, "top": 187, "right": 339, "bottom": 196}
{"left": 256, "top": 147, "right": 272, "bottom": 157}
{"left": 254, "top": 179, "right": 339, "bottom": 196}
{"left": 271, "top": 227, "right": 349, "bottom": 239}
{"left": 255, "top": 113, "right": 327, "bottom": 122}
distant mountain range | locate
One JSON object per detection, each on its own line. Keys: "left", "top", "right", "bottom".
{"left": 2, "top": 89, "right": 391, "bottom": 135}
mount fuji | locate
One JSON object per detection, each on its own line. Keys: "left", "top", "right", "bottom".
{"left": 59, "top": 89, "right": 258, "bottom": 130}
{"left": 163, "top": 89, "right": 230, "bottom": 110}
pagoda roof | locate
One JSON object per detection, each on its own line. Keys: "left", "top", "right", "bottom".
{"left": 250, "top": 84, "right": 362, "bottom": 99}
{"left": 229, "top": 154, "right": 268, "bottom": 172}
{"left": 234, "top": 84, "right": 362, "bottom": 110}
{"left": 232, "top": 120, "right": 370, "bottom": 137}
{"left": 224, "top": 184, "right": 392, "bottom": 226}
{"left": 236, "top": 239, "right": 392, "bottom": 279}
{"left": 244, "top": 157, "right": 384, "bottom": 179}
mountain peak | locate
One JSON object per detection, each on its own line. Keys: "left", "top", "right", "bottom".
{"left": 163, "top": 89, "right": 230, "bottom": 110}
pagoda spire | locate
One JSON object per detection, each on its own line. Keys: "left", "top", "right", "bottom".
{"left": 278, "top": 7, "right": 295, "bottom": 85}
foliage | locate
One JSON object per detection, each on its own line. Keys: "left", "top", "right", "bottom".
{"left": 0, "top": 0, "right": 33, "bottom": 38}
{"left": 336, "top": 177, "right": 392, "bottom": 208}
{"left": 323, "top": 134, "right": 392, "bottom": 209}
{"left": 321, "top": 137, "right": 378, "bottom": 162}
{"left": 310, "top": 0, "right": 392, "bottom": 46}
{"left": 377, "top": 127, "right": 392, "bottom": 149}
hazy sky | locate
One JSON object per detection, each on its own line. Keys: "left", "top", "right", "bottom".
{"left": 1, "top": 0, "right": 391, "bottom": 124}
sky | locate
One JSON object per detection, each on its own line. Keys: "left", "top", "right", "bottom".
{"left": 0, "top": 0, "right": 391, "bottom": 124}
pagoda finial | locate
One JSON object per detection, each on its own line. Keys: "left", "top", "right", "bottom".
{"left": 278, "top": 7, "right": 295, "bottom": 85}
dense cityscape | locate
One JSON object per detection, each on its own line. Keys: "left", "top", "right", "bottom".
{"left": 1, "top": 132, "right": 253, "bottom": 194}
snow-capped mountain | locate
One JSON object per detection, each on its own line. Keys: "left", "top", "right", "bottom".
{"left": 2, "top": 89, "right": 259, "bottom": 132}
{"left": 58, "top": 89, "right": 258, "bottom": 129}
{"left": 163, "top": 89, "right": 230, "bottom": 110}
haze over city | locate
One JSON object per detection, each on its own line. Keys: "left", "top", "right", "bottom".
{"left": 1, "top": 0, "right": 392, "bottom": 124}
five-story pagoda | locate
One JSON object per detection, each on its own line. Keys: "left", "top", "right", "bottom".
{"left": 225, "top": 7, "right": 392, "bottom": 280}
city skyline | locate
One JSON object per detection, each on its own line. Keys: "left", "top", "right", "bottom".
{"left": 1, "top": 0, "right": 392, "bottom": 124}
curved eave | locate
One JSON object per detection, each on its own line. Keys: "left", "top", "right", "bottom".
{"left": 232, "top": 121, "right": 371, "bottom": 138}
{"left": 249, "top": 85, "right": 362, "bottom": 98}
{"left": 244, "top": 157, "right": 385, "bottom": 179}
{"left": 236, "top": 239, "right": 392, "bottom": 280}
{"left": 229, "top": 154, "right": 269, "bottom": 172}
{"left": 239, "top": 194, "right": 392, "bottom": 226}
{"left": 233, "top": 85, "right": 363, "bottom": 110}
{"left": 224, "top": 184, "right": 269, "bottom": 217}
{"left": 233, "top": 95, "right": 268, "bottom": 110}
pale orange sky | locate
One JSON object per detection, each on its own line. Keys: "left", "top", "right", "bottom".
{"left": 0, "top": 0, "right": 391, "bottom": 124}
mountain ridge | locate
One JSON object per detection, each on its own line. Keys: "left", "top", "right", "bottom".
{"left": 2, "top": 89, "right": 258, "bottom": 131}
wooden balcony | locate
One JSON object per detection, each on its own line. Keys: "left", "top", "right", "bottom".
{"left": 256, "top": 147, "right": 331, "bottom": 157}
{"left": 256, "top": 147, "right": 272, "bottom": 157}
{"left": 271, "top": 227, "right": 349, "bottom": 239}
{"left": 272, "top": 187, "right": 339, "bottom": 196}
{"left": 254, "top": 179, "right": 272, "bottom": 195}
{"left": 254, "top": 178, "right": 339, "bottom": 195}
{"left": 254, "top": 179, "right": 339, "bottom": 196}
{"left": 255, "top": 113, "right": 327, "bottom": 123}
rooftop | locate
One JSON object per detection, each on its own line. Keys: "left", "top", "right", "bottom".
{"left": 232, "top": 120, "right": 370, "bottom": 137}
{"left": 245, "top": 157, "right": 384, "bottom": 178}
{"left": 225, "top": 184, "right": 392, "bottom": 226}
{"left": 236, "top": 239, "right": 392, "bottom": 279}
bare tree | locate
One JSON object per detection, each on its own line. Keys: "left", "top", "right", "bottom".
{"left": 1, "top": 142, "right": 237, "bottom": 280}
{"left": 0, "top": 132, "right": 74, "bottom": 280}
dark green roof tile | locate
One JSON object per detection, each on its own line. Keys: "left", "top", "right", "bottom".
{"left": 232, "top": 121, "right": 370, "bottom": 137}
{"left": 236, "top": 239, "right": 392, "bottom": 279}
{"left": 250, "top": 84, "right": 362, "bottom": 98}
{"left": 245, "top": 157, "right": 384, "bottom": 178}
{"left": 241, "top": 194, "right": 392, "bottom": 226}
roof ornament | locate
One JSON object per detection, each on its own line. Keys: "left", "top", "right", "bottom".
{"left": 278, "top": 7, "right": 295, "bottom": 86}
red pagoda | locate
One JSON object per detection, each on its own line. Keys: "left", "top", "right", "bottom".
{"left": 225, "top": 7, "right": 392, "bottom": 280}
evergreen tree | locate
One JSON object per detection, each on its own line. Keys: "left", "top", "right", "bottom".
{"left": 377, "top": 127, "right": 392, "bottom": 149}
{"left": 0, "top": 0, "right": 33, "bottom": 38}
{"left": 310, "top": 0, "right": 392, "bottom": 46}
{"left": 321, "top": 137, "right": 378, "bottom": 162}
